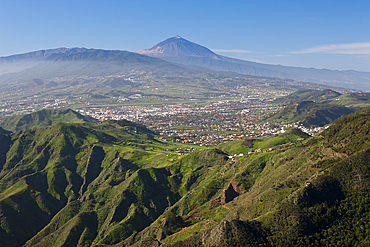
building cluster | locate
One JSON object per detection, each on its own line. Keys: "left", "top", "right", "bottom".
{"left": 76, "top": 100, "right": 325, "bottom": 146}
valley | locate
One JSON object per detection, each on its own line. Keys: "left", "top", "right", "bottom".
{"left": 1, "top": 105, "right": 370, "bottom": 246}
{"left": 1, "top": 36, "right": 370, "bottom": 246}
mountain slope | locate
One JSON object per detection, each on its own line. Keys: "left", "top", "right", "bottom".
{"left": 136, "top": 35, "right": 221, "bottom": 59}
{"left": 1, "top": 108, "right": 370, "bottom": 246}
{"left": 137, "top": 36, "right": 370, "bottom": 90}
{"left": 0, "top": 48, "right": 88, "bottom": 76}
{"left": 0, "top": 47, "right": 89, "bottom": 65}
{"left": 0, "top": 127, "right": 11, "bottom": 135}
{"left": 163, "top": 107, "right": 370, "bottom": 246}
{"left": 274, "top": 89, "right": 342, "bottom": 104}
{"left": 264, "top": 101, "right": 354, "bottom": 126}
{"left": 275, "top": 90, "right": 370, "bottom": 109}
{"left": 0, "top": 119, "right": 163, "bottom": 246}
{"left": 0, "top": 48, "right": 185, "bottom": 90}
{"left": 0, "top": 108, "right": 98, "bottom": 132}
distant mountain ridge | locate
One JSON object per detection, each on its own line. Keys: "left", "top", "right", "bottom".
{"left": 0, "top": 47, "right": 89, "bottom": 64}
{"left": 274, "top": 89, "right": 342, "bottom": 104}
{"left": 136, "top": 36, "right": 370, "bottom": 91}
{"left": 265, "top": 101, "right": 354, "bottom": 127}
{"left": 2, "top": 36, "right": 370, "bottom": 91}
{"left": 0, "top": 47, "right": 85, "bottom": 76}
{"left": 0, "top": 48, "right": 184, "bottom": 86}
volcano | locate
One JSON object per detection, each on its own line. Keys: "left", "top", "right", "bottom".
{"left": 136, "top": 35, "right": 221, "bottom": 59}
{"left": 136, "top": 36, "right": 370, "bottom": 91}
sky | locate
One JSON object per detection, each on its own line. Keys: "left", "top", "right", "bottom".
{"left": 1, "top": 0, "right": 370, "bottom": 72}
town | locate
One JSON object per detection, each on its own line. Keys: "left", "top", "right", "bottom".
{"left": 75, "top": 99, "right": 325, "bottom": 146}
{"left": 0, "top": 78, "right": 326, "bottom": 147}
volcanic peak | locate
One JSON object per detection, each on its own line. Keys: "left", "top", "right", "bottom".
{"left": 136, "top": 35, "right": 221, "bottom": 59}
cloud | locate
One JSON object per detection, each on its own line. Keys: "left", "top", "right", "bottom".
{"left": 212, "top": 49, "right": 251, "bottom": 53}
{"left": 291, "top": 42, "right": 370, "bottom": 55}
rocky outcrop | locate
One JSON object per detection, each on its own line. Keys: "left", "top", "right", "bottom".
{"left": 170, "top": 219, "right": 270, "bottom": 247}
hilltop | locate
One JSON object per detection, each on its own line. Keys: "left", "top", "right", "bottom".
{"left": 264, "top": 101, "right": 354, "bottom": 127}
{"left": 0, "top": 107, "right": 370, "bottom": 246}
{"left": 136, "top": 35, "right": 221, "bottom": 59}
{"left": 273, "top": 89, "right": 342, "bottom": 104}
{"left": 0, "top": 108, "right": 98, "bottom": 132}
{"left": 274, "top": 89, "right": 370, "bottom": 109}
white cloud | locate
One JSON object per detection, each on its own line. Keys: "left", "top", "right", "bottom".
{"left": 212, "top": 49, "right": 251, "bottom": 53}
{"left": 291, "top": 42, "right": 370, "bottom": 55}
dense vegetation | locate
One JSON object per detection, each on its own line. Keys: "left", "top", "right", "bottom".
{"left": 0, "top": 106, "right": 370, "bottom": 246}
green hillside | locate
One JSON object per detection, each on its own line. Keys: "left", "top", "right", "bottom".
{"left": 274, "top": 89, "right": 342, "bottom": 104}
{"left": 275, "top": 90, "right": 370, "bottom": 109}
{"left": 264, "top": 101, "right": 354, "bottom": 126}
{"left": 1, "top": 108, "right": 370, "bottom": 246}
{"left": 163, "top": 106, "right": 370, "bottom": 246}
{"left": 0, "top": 108, "right": 98, "bottom": 132}
{"left": 0, "top": 118, "right": 201, "bottom": 247}
{"left": 334, "top": 92, "right": 370, "bottom": 108}
{"left": 218, "top": 128, "right": 311, "bottom": 154}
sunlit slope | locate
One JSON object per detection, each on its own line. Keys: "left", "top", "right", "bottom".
{"left": 274, "top": 89, "right": 342, "bottom": 104}
{"left": 1, "top": 107, "right": 370, "bottom": 246}
{"left": 0, "top": 119, "right": 175, "bottom": 246}
{"left": 162, "top": 106, "right": 370, "bottom": 246}
{"left": 275, "top": 89, "right": 370, "bottom": 108}
{"left": 264, "top": 101, "right": 354, "bottom": 127}
{"left": 0, "top": 108, "right": 98, "bottom": 132}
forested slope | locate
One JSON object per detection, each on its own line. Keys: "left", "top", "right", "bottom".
{"left": 0, "top": 107, "right": 370, "bottom": 246}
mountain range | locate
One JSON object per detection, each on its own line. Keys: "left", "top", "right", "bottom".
{"left": 3, "top": 36, "right": 370, "bottom": 247}
{"left": 136, "top": 36, "right": 370, "bottom": 91}
{"left": 0, "top": 48, "right": 181, "bottom": 82}
{"left": 1, "top": 106, "right": 370, "bottom": 246}
{"left": 0, "top": 36, "right": 370, "bottom": 92}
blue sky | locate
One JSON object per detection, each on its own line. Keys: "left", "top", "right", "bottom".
{"left": 1, "top": 0, "right": 370, "bottom": 72}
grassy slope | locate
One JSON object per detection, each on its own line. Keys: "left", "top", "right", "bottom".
{"left": 0, "top": 119, "right": 202, "bottom": 247}
{"left": 0, "top": 108, "right": 98, "bottom": 132}
{"left": 333, "top": 92, "right": 370, "bottom": 108}
{"left": 274, "top": 89, "right": 342, "bottom": 104}
{"left": 1, "top": 107, "right": 370, "bottom": 246}
{"left": 160, "top": 106, "right": 370, "bottom": 246}
{"left": 264, "top": 101, "right": 354, "bottom": 126}
{"left": 275, "top": 89, "right": 370, "bottom": 109}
